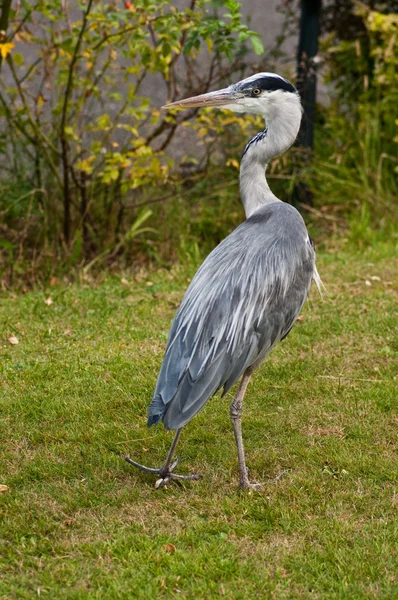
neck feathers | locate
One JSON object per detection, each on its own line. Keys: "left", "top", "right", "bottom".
{"left": 239, "top": 92, "right": 302, "bottom": 218}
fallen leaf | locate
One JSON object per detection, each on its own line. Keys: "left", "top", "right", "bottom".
{"left": 370, "top": 275, "right": 381, "bottom": 281}
{"left": 365, "top": 280, "right": 371, "bottom": 287}
{"left": 0, "top": 485, "right": 9, "bottom": 493}
{"left": 121, "top": 278, "right": 129, "bottom": 286}
{"left": 8, "top": 336, "right": 18, "bottom": 345}
{"left": 164, "top": 543, "right": 176, "bottom": 554}
{"left": 44, "top": 297, "right": 53, "bottom": 305}
{"left": 146, "top": 281, "right": 153, "bottom": 287}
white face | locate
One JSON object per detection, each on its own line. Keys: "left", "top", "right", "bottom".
{"left": 216, "top": 73, "right": 298, "bottom": 116}
{"left": 219, "top": 89, "right": 299, "bottom": 120}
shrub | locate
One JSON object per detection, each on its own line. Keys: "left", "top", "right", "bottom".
{"left": 0, "top": 0, "right": 266, "bottom": 279}
{"left": 308, "top": 4, "right": 398, "bottom": 242}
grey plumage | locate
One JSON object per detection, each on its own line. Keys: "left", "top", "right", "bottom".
{"left": 148, "top": 202, "right": 314, "bottom": 429}
{"left": 126, "top": 71, "right": 323, "bottom": 490}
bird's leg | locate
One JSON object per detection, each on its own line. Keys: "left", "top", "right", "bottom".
{"left": 125, "top": 428, "right": 202, "bottom": 488}
{"left": 230, "top": 369, "right": 263, "bottom": 491}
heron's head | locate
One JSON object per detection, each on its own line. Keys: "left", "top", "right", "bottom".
{"left": 162, "top": 73, "right": 301, "bottom": 120}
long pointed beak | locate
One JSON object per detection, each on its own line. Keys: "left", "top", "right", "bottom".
{"left": 162, "top": 87, "right": 241, "bottom": 110}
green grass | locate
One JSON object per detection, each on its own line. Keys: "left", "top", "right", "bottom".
{"left": 1, "top": 240, "right": 397, "bottom": 599}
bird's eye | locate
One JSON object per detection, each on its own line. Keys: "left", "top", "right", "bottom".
{"left": 252, "top": 88, "right": 261, "bottom": 96}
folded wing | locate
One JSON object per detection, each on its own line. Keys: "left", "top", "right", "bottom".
{"left": 148, "top": 203, "right": 314, "bottom": 430}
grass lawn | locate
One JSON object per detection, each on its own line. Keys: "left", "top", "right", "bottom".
{"left": 1, "top": 240, "right": 397, "bottom": 599}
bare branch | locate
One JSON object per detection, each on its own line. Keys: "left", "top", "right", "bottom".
{"left": 59, "top": 0, "right": 94, "bottom": 244}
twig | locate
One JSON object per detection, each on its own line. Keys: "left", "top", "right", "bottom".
{"left": 5, "top": 6, "right": 32, "bottom": 43}
{"left": 19, "top": 57, "right": 41, "bottom": 85}
{"left": 6, "top": 57, "right": 61, "bottom": 157}
{"left": 2, "top": 188, "right": 48, "bottom": 216}
{"left": 114, "top": 436, "right": 157, "bottom": 445}
{"left": 92, "top": 25, "right": 137, "bottom": 51}
{"left": 59, "top": 0, "right": 94, "bottom": 243}
{"left": 317, "top": 375, "right": 385, "bottom": 383}
{"left": 299, "top": 202, "right": 341, "bottom": 222}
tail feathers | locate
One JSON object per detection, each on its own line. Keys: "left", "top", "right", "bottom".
{"left": 147, "top": 394, "right": 164, "bottom": 427}
{"left": 147, "top": 413, "right": 161, "bottom": 427}
{"left": 313, "top": 265, "right": 327, "bottom": 297}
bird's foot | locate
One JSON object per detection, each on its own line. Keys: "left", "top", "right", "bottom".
{"left": 239, "top": 468, "right": 289, "bottom": 491}
{"left": 239, "top": 479, "right": 265, "bottom": 492}
{"left": 125, "top": 455, "right": 202, "bottom": 488}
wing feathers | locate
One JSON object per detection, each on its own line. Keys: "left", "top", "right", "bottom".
{"left": 147, "top": 203, "right": 315, "bottom": 430}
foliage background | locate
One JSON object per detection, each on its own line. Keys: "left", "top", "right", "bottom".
{"left": 0, "top": 0, "right": 397, "bottom": 283}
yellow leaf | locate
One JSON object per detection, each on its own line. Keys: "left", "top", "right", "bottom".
{"left": 76, "top": 156, "right": 96, "bottom": 174}
{"left": 134, "top": 145, "right": 152, "bottom": 156}
{"left": 0, "top": 42, "right": 15, "bottom": 59}
{"left": 226, "top": 158, "right": 239, "bottom": 170}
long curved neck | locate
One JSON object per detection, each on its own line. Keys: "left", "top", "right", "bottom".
{"left": 239, "top": 94, "right": 302, "bottom": 218}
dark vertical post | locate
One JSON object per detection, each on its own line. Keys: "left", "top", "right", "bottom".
{"left": 292, "top": 0, "right": 321, "bottom": 206}
{"left": 296, "top": 0, "right": 321, "bottom": 149}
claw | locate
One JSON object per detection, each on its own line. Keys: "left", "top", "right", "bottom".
{"left": 155, "top": 476, "right": 170, "bottom": 489}
{"left": 170, "top": 458, "right": 179, "bottom": 471}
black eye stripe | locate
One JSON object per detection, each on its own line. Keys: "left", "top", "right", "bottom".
{"left": 239, "top": 76, "right": 296, "bottom": 95}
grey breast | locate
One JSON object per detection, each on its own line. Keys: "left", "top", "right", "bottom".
{"left": 148, "top": 202, "right": 315, "bottom": 430}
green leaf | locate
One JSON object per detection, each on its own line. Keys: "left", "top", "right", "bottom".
{"left": 0, "top": 238, "right": 15, "bottom": 250}
{"left": 250, "top": 35, "right": 264, "bottom": 55}
{"left": 13, "top": 52, "right": 24, "bottom": 67}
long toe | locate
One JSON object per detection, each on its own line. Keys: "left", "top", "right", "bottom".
{"left": 125, "top": 455, "right": 201, "bottom": 488}
{"left": 239, "top": 479, "right": 265, "bottom": 491}
{"left": 125, "top": 455, "right": 162, "bottom": 475}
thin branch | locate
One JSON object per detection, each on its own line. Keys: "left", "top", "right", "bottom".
{"left": 6, "top": 6, "right": 33, "bottom": 43}
{"left": 6, "top": 56, "right": 61, "bottom": 156}
{"left": 1, "top": 188, "right": 48, "bottom": 216}
{"left": 59, "top": 0, "right": 94, "bottom": 243}
{"left": 92, "top": 25, "right": 137, "bottom": 51}
{"left": 317, "top": 375, "right": 385, "bottom": 383}
{"left": 0, "top": 89, "right": 37, "bottom": 146}
{"left": 19, "top": 57, "right": 41, "bottom": 85}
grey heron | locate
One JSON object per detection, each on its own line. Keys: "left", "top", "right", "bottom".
{"left": 126, "top": 73, "right": 323, "bottom": 490}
